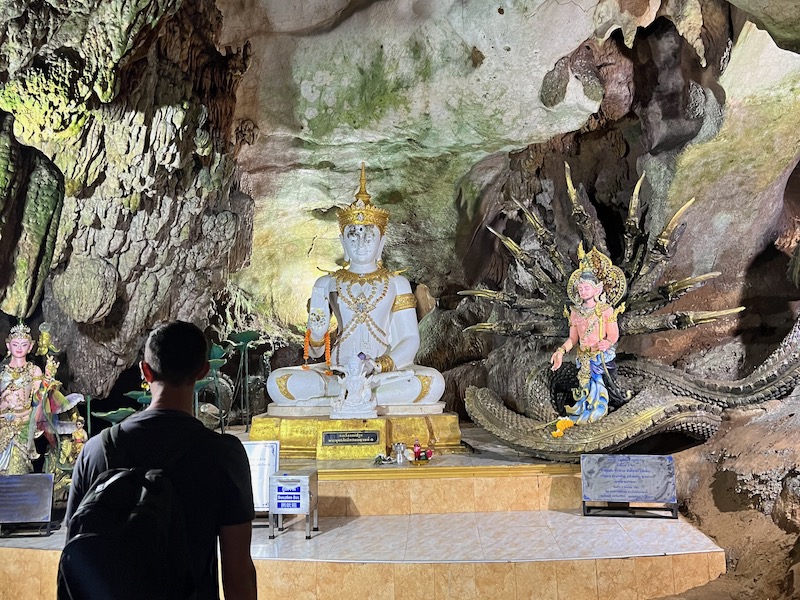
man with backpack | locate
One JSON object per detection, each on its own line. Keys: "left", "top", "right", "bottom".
{"left": 60, "top": 321, "right": 257, "bottom": 600}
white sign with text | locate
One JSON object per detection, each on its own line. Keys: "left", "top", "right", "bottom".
{"left": 242, "top": 441, "right": 280, "bottom": 511}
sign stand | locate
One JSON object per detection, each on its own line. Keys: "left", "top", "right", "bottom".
{"left": 581, "top": 454, "right": 678, "bottom": 519}
{"left": 0, "top": 474, "right": 54, "bottom": 535}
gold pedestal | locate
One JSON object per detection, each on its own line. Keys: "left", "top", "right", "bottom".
{"left": 249, "top": 412, "right": 464, "bottom": 459}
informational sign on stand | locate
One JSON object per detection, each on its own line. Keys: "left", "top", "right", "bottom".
{"left": 0, "top": 474, "right": 54, "bottom": 534}
{"left": 242, "top": 441, "right": 280, "bottom": 512}
{"left": 581, "top": 454, "right": 678, "bottom": 518}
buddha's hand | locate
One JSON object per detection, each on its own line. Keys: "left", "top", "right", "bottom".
{"left": 372, "top": 355, "right": 395, "bottom": 374}
{"left": 308, "top": 308, "right": 329, "bottom": 336}
{"left": 308, "top": 286, "right": 330, "bottom": 336}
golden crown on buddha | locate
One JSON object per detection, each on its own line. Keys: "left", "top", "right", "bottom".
{"left": 337, "top": 163, "right": 390, "bottom": 235}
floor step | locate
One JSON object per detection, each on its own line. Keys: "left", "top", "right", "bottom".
{"left": 312, "top": 464, "right": 582, "bottom": 516}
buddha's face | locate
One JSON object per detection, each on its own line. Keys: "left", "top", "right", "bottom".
{"left": 6, "top": 338, "right": 32, "bottom": 359}
{"left": 342, "top": 224, "right": 384, "bottom": 266}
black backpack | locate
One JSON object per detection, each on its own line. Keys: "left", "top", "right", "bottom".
{"left": 57, "top": 424, "right": 196, "bottom": 600}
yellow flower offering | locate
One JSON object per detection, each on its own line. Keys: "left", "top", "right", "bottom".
{"left": 555, "top": 418, "right": 574, "bottom": 432}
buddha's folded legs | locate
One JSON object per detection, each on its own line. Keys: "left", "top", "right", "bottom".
{"left": 267, "top": 366, "right": 342, "bottom": 406}
{"left": 266, "top": 364, "right": 445, "bottom": 407}
{"left": 373, "top": 366, "right": 445, "bottom": 405}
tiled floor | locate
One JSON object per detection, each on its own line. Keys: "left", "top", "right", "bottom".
{"left": 251, "top": 509, "right": 721, "bottom": 562}
{"left": 0, "top": 508, "right": 721, "bottom": 563}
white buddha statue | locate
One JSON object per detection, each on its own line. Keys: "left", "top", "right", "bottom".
{"left": 266, "top": 164, "right": 445, "bottom": 416}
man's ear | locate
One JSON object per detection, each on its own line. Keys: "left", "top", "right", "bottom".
{"left": 340, "top": 234, "right": 350, "bottom": 262}
{"left": 140, "top": 360, "right": 155, "bottom": 383}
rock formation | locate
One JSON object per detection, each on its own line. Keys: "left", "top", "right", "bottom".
{"left": 0, "top": 1, "right": 252, "bottom": 395}
{"left": 0, "top": 0, "right": 799, "bottom": 413}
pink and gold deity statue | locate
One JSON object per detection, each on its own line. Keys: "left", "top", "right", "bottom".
{"left": 550, "top": 245, "right": 627, "bottom": 424}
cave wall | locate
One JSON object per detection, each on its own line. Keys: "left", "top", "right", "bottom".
{"left": 221, "top": 0, "right": 800, "bottom": 347}
{"left": 0, "top": 0, "right": 799, "bottom": 400}
{"left": 637, "top": 20, "right": 800, "bottom": 363}
{"left": 0, "top": 1, "right": 252, "bottom": 395}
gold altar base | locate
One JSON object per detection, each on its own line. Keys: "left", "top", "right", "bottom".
{"left": 249, "top": 412, "right": 464, "bottom": 459}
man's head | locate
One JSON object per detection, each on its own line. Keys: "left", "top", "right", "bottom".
{"left": 142, "top": 321, "right": 209, "bottom": 387}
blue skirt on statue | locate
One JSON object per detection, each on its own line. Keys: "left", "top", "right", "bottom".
{"left": 565, "top": 349, "right": 615, "bottom": 425}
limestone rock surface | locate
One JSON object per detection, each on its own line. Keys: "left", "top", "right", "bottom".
{"left": 1, "top": 0, "right": 800, "bottom": 405}
{"left": 673, "top": 396, "right": 800, "bottom": 599}
{"left": 51, "top": 255, "right": 119, "bottom": 324}
{"left": 0, "top": 0, "right": 252, "bottom": 395}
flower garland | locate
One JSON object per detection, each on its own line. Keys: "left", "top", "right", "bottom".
{"left": 324, "top": 332, "right": 332, "bottom": 375}
{"left": 303, "top": 329, "right": 311, "bottom": 368}
{"left": 303, "top": 329, "right": 332, "bottom": 375}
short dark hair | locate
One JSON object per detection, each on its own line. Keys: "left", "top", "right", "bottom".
{"left": 144, "top": 321, "right": 208, "bottom": 386}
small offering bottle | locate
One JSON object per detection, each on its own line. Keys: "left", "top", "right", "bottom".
{"left": 413, "top": 438, "right": 421, "bottom": 460}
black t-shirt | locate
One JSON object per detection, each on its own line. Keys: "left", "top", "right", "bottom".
{"left": 66, "top": 409, "right": 255, "bottom": 600}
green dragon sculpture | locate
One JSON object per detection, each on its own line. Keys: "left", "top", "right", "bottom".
{"left": 461, "top": 165, "right": 799, "bottom": 461}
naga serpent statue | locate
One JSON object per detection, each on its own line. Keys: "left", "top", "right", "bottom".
{"left": 461, "top": 164, "right": 800, "bottom": 462}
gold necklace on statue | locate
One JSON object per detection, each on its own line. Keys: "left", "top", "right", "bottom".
{"left": 333, "top": 267, "right": 390, "bottom": 285}
{"left": 4, "top": 362, "right": 33, "bottom": 391}
{"left": 335, "top": 268, "right": 390, "bottom": 316}
{"left": 334, "top": 269, "right": 391, "bottom": 363}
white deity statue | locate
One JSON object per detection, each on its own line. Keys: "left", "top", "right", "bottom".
{"left": 266, "top": 164, "right": 446, "bottom": 416}
{"left": 330, "top": 353, "right": 377, "bottom": 419}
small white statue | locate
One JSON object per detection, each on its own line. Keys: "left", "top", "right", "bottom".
{"left": 330, "top": 353, "right": 377, "bottom": 419}
{"left": 266, "top": 164, "right": 445, "bottom": 415}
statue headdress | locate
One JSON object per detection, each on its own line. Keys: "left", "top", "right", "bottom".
{"left": 337, "top": 163, "right": 390, "bottom": 234}
{"left": 6, "top": 321, "right": 32, "bottom": 343}
{"left": 567, "top": 243, "right": 627, "bottom": 307}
